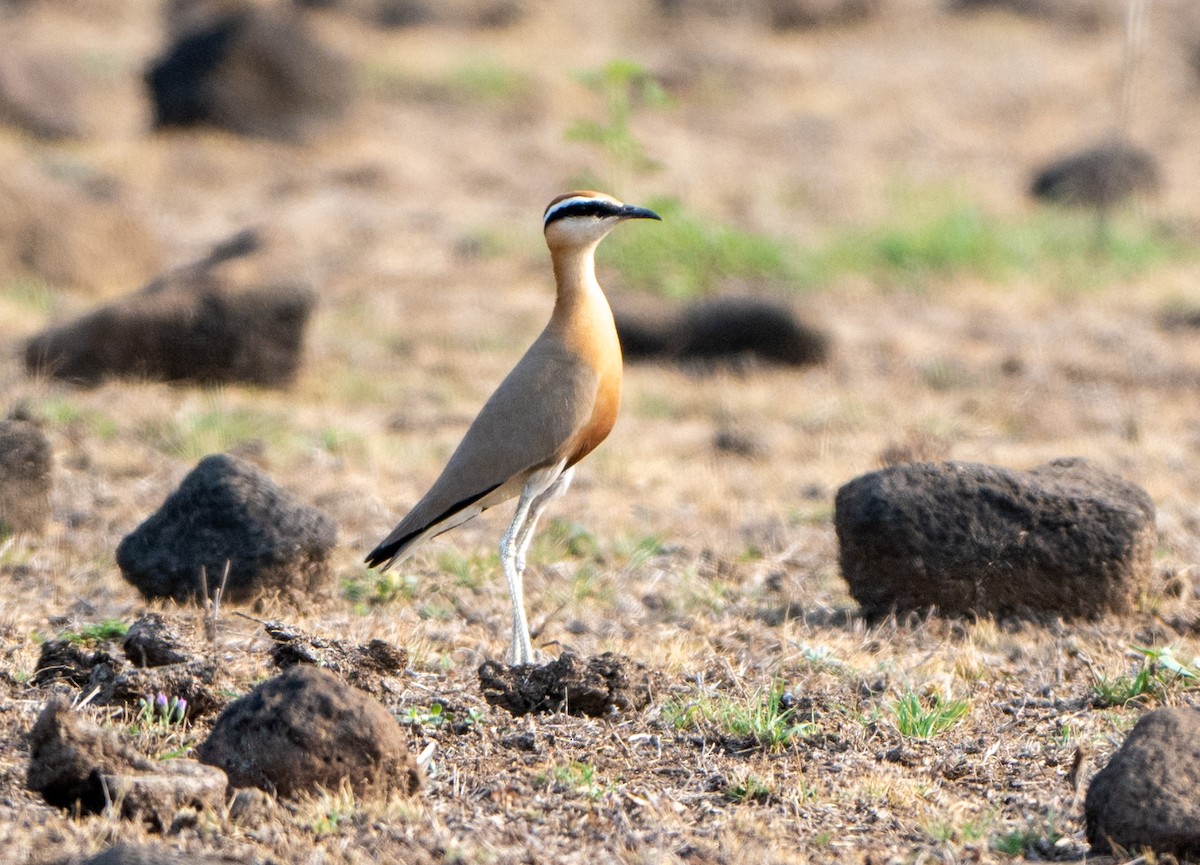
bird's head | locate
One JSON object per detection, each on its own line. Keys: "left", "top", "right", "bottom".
{"left": 542, "top": 191, "right": 661, "bottom": 251}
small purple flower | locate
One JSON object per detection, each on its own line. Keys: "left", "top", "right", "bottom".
{"left": 172, "top": 697, "right": 188, "bottom": 724}
{"left": 155, "top": 693, "right": 169, "bottom": 716}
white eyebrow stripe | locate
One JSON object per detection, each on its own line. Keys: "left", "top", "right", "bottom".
{"left": 543, "top": 196, "right": 604, "bottom": 225}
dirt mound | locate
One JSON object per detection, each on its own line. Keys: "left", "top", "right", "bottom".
{"left": 197, "top": 665, "right": 423, "bottom": 798}
{"left": 478, "top": 652, "right": 656, "bottom": 717}
{"left": 33, "top": 614, "right": 231, "bottom": 719}
{"left": 263, "top": 619, "right": 409, "bottom": 698}
{"left": 1085, "top": 707, "right": 1200, "bottom": 858}
{"left": 615, "top": 297, "right": 828, "bottom": 370}
{"left": 1030, "top": 140, "right": 1160, "bottom": 208}
{"left": 117, "top": 454, "right": 337, "bottom": 605}
{"left": 147, "top": 1, "right": 352, "bottom": 140}
{"left": 0, "top": 163, "right": 161, "bottom": 296}
{"left": 25, "top": 229, "right": 316, "bottom": 388}
{"left": 27, "top": 698, "right": 227, "bottom": 829}
{"left": 835, "top": 457, "right": 1156, "bottom": 618}
{"left": 0, "top": 417, "right": 52, "bottom": 535}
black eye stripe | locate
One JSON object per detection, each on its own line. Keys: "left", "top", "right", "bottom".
{"left": 544, "top": 200, "right": 622, "bottom": 225}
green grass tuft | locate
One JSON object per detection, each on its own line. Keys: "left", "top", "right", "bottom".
{"left": 664, "top": 681, "right": 816, "bottom": 750}
{"left": 890, "top": 690, "right": 970, "bottom": 739}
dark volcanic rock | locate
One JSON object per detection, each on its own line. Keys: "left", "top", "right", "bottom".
{"left": 616, "top": 297, "right": 828, "bottom": 369}
{"left": 478, "top": 652, "right": 656, "bottom": 717}
{"left": 27, "top": 698, "right": 226, "bottom": 828}
{"left": 147, "top": 2, "right": 352, "bottom": 140}
{"left": 1086, "top": 707, "right": 1200, "bottom": 858}
{"left": 25, "top": 229, "right": 315, "bottom": 388}
{"left": 117, "top": 454, "right": 337, "bottom": 605}
{"left": 834, "top": 458, "right": 1156, "bottom": 618}
{"left": 196, "top": 665, "right": 422, "bottom": 798}
{"left": 1030, "top": 140, "right": 1160, "bottom": 208}
{"left": 0, "top": 418, "right": 52, "bottom": 535}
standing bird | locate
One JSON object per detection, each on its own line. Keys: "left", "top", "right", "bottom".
{"left": 365, "top": 191, "right": 661, "bottom": 665}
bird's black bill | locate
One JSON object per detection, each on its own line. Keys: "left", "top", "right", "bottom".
{"left": 619, "top": 204, "right": 662, "bottom": 221}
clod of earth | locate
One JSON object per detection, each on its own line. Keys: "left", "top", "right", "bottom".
{"left": 263, "top": 618, "right": 409, "bottom": 699}
{"left": 25, "top": 229, "right": 316, "bottom": 388}
{"left": 1029, "top": 139, "right": 1160, "bottom": 208}
{"left": 26, "top": 698, "right": 227, "bottom": 829}
{"left": 116, "top": 453, "right": 337, "bottom": 605}
{"left": 33, "top": 627, "right": 228, "bottom": 720}
{"left": 615, "top": 297, "right": 828, "bottom": 370}
{"left": 0, "top": 417, "right": 52, "bottom": 536}
{"left": 1085, "top": 707, "right": 1200, "bottom": 858}
{"left": 146, "top": 1, "right": 353, "bottom": 140}
{"left": 478, "top": 651, "right": 657, "bottom": 717}
{"left": 835, "top": 457, "right": 1156, "bottom": 618}
{"left": 123, "top": 612, "right": 190, "bottom": 668}
{"left": 196, "top": 665, "right": 423, "bottom": 798}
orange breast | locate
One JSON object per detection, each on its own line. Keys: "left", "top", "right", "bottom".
{"left": 567, "top": 362, "right": 621, "bottom": 467}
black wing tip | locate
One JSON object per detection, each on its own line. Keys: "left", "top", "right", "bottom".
{"left": 364, "top": 543, "right": 398, "bottom": 570}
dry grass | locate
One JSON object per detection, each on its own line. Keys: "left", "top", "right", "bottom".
{"left": 2, "top": 0, "right": 1200, "bottom": 862}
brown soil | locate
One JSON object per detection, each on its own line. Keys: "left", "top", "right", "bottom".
{"left": 2, "top": 1, "right": 1200, "bottom": 863}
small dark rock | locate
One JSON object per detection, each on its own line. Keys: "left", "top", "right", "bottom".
{"left": 713, "top": 427, "right": 766, "bottom": 460}
{"left": 1085, "top": 707, "right": 1200, "bottom": 858}
{"left": 147, "top": 2, "right": 352, "bottom": 140}
{"left": 1030, "top": 140, "right": 1160, "bottom": 208}
{"left": 196, "top": 665, "right": 422, "bottom": 798}
{"left": 835, "top": 457, "right": 1156, "bottom": 619}
{"left": 1161, "top": 306, "right": 1200, "bottom": 331}
{"left": 0, "top": 418, "right": 52, "bottom": 535}
{"left": 123, "top": 613, "right": 190, "bottom": 668}
{"left": 117, "top": 454, "right": 337, "bottom": 605}
{"left": 27, "top": 698, "right": 226, "bottom": 828}
{"left": 616, "top": 297, "right": 828, "bottom": 370}
{"left": 478, "top": 651, "right": 656, "bottom": 717}
{"left": 25, "top": 229, "right": 316, "bottom": 388}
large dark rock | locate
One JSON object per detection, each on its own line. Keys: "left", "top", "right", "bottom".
{"left": 196, "top": 665, "right": 422, "bottom": 798}
{"left": 1030, "top": 140, "right": 1160, "bottom": 208}
{"left": 0, "top": 418, "right": 52, "bottom": 535}
{"left": 25, "top": 229, "right": 315, "bottom": 388}
{"left": 147, "top": 2, "right": 352, "bottom": 140}
{"left": 27, "top": 698, "right": 227, "bottom": 828}
{"left": 1086, "top": 708, "right": 1200, "bottom": 858}
{"left": 834, "top": 458, "right": 1156, "bottom": 618}
{"left": 117, "top": 454, "right": 337, "bottom": 604}
{"left": 616, "top": 297, "right": 828, "bottom": 369}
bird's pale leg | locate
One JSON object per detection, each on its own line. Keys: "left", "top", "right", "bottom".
{"left": 514, "top": 467, "right": 574, "bottom": 576}
{"left": 500, "top": 463, "right": 566, "bottom": 665}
